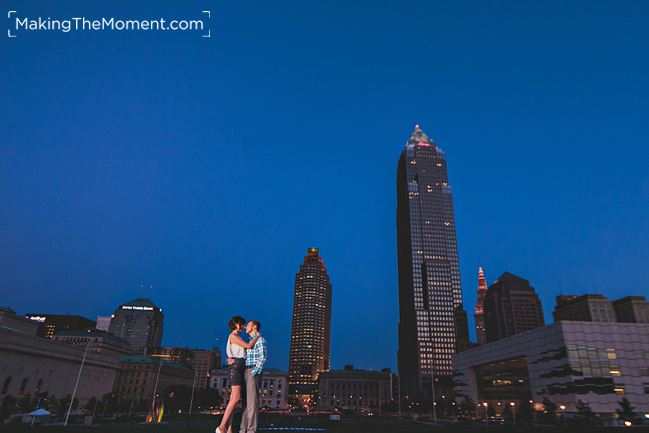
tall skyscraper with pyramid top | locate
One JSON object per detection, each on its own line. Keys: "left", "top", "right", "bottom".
{"left": 396, "top": 125, "right": 468, "bottom": 398}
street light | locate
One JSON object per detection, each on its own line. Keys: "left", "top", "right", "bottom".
{"left": 482, "top": 402, "right": 488, "bottom": 425}
{"left": 510, "top": 402, "right": 516, "bottom": 427}
{"left": 430, "top": 372, "right": 437, "bottom": 424}
{"left": 559, "top": 404, "right": 566, "bottom": 427}
{"left": 530, "top": 400, "right": 537, "bottom": 426}
{"left": 65, "top": 339, "right": 92, "bottom": 426}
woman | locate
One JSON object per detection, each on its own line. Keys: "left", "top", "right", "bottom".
{"left": 216, "top": 316, "right": 260, "bottom": 433}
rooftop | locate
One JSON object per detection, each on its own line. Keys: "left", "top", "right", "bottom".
{"left": 120, "top": 297, "right": 160, "bottom": 308}
{"left": 119, "top": 355, "right": 192, "bottom": 371}
{"left": 55, "top": 329, "right": 131, "bottom": 345}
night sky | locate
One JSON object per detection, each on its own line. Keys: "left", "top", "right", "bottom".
{"left": 2, "top": 0, "right": 648, "bottom": 372}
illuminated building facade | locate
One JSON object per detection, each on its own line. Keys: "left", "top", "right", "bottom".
{"left": 288, "top": 248, "right": 332, "bottom": 398}
{"left": 96, "top": 315, "right": 112, "bottom": 332}
{"left": 474, "top": 267, "right": 488, "bottom": 344}
{"left": 210, "top": 367, "right": 288, "bottom": 409}
{"left": 24, "top": 313, "right": 96, "bottom": 339}
{"left": 396, "top": 125, "right": 468, "bottom": 397}
{"left": 112, "top": 355, "right": 193, "bottom": 406}
{"left": 317, "top": 366, "right": 396, "bottom": 412}
{"left": 192, "top": 348, "right": 221, "bottom": 390}
{"left": 108, "top": 298, "right": 163, "bottom": 354}
{"left": 484, "top": 272, "right": 545, "bottom": 342}
{"left": 147, "top": 346, "right": 193, "bottom": 367}
{"left": 453, "top": 321, "right": 649, "bottom": 417}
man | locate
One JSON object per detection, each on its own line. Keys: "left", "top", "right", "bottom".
{"left": 239, "top": 320, "right": 267, "bottom": 433}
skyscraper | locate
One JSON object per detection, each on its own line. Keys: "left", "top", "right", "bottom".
{"left": 396, "top": 125, "right": 468, "bottom": 398}
{"left": 474, "top": 267, "right": 488, "bottom": 344}
{"left": 108, "top": 298, "right": 163, "bottom": 354}
{"left": 613, "top": 296, "right": 649, "bottom": 323}
{"left": 484, "top": 272, "right": 545, "bottom": 342}
{"left": 288, "top": 248, "right": 332, "bottom": 399}
{"left": 553, "top": 294, "right": 617, "bottom": 322}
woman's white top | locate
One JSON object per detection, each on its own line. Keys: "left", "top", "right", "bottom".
{"left": 226, "top": 334, "right": 246, "bottom": 358}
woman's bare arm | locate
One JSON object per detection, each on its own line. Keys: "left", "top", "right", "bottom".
{"left": 230, "top": 333, "right": 260, "bottom": 349}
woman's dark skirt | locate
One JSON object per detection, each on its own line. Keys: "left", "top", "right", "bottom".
{"left": 229, "top": 358, "right": 245, "bottom": 386}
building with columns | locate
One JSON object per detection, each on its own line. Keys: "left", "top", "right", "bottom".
{"left": 1, "top": 308, "right": 120, "bottom": 406}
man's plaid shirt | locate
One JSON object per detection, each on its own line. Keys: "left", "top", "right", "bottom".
{"left": 245, "top": 333, "right": 267, "bottom": 376}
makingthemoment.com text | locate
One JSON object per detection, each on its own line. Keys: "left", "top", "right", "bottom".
{"left": 12, "top": 16, "right": 205, "bottom": 33}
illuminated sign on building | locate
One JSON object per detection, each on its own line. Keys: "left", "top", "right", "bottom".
{"left": 121, "top": 306, "right": 155, "bottom": 311}
{"left": 27, "top": 315, "right": 47, "bottom": 322}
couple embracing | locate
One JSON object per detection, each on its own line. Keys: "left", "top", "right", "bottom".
{"left": 215, "top": 316, "right": 267, "bottom": 433}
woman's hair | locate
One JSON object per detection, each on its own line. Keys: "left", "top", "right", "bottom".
{"left": 228, "top": 316, "right": 246, "bottom": 331}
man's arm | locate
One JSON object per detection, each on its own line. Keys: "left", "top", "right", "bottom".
{"left": 250, "top": 338, "right": 267, "bottom": 376}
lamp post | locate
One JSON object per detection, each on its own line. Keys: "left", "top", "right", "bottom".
{"left": 65, "top": 339, "right": 92, "bottom": 426}
{"left": 189, "top": 367, "right": 198, "bottom": 414}
{"left": 397, "top": 364, "right": 402, "bottom": 420}
{"left": 510, "top": 402, "right": 516, "bottom": 427}
{"left": 151, "top": 360, "right": 163, "bottom": 403}
{"left": 430, "top": 370, "right": 437, "bottom": 424}
{"left": 483, "top": 402, "right": 488, "bottom": 425}
{"left": 560, "top": 404, "right": 566, "bottom": 427}
{"left": 31, "top": 397, "right": 43, "bottom": 426}
{"left": 530, "top": 400, "right": 537, "bottom": 427}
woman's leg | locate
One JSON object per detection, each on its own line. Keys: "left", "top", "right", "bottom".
{"left": 218, "top": 385, "right": 241, "bottom": 432}
{"left": 225, "top": 385, "right": 241, "bottom": 433}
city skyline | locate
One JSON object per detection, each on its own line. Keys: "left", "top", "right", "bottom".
{"left": 3, "top": 0, "right": 649, "bottom": 374}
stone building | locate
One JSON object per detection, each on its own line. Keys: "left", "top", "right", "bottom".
{"left": 112, "top": 355, "right": 194, "bottom": 405}
{"left": 317, "top": 366, "right": 396, "bottom": 412}
{"left": 0, "top": 308, "right": 119, "bottom": 405}
{"left": 210, "top": 367, "right": 288, "bottom": 409}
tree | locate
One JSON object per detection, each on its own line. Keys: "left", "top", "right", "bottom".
{"left": 502, "top": 404, "right": 513, "bottom": 425}
{"left": 194, "top": 387, "right": 222, "bottom": 411}
{"left": 16, "top": 394, "right": 33, "bottom": 413}
{"left": 457, "top": 397, "right": 476, "bottom": 420}
{"left": 616, "top": 398, "right": 636, "bottom": 422}
{"left": 0, "top": 396, "right": 17, "bottom": 422}
{"left": 62, "top": 394, "right": 79, "bottom": 412}
{"left": 163, "top": 384, "right": 193, "bottom": 415}
{"left": 101, "top": 393, "right": 117, "bottom": 417}
{"left": 516, "top": 400, "right": 533, "bottom": 425}
{"left": 576, "top": 400, "right": 595, "bottom": 424}
{"left": 541, "top": 397, "right": 557, "bottom": 424}
{"left": 42, "top": 395, "right": 59, "bottom": 415}
{"left": 49, "top": 395, "right": 71, "bottom": 416}
{"left": 85, "top": 397, "right": 97, "bottom": 414}
{"left": 117, "top": 397, "right": 133, "bottom": 414}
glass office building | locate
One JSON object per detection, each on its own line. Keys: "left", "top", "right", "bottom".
{"left": 396, "top": 125, "right": 468, "bottom": 398}
{"left": 453, "top": 321, "right": 649, "bottom": 417}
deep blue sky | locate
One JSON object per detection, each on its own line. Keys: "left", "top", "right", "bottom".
{"left": 2, "top": 0, "right": 648, "bottom": 372}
